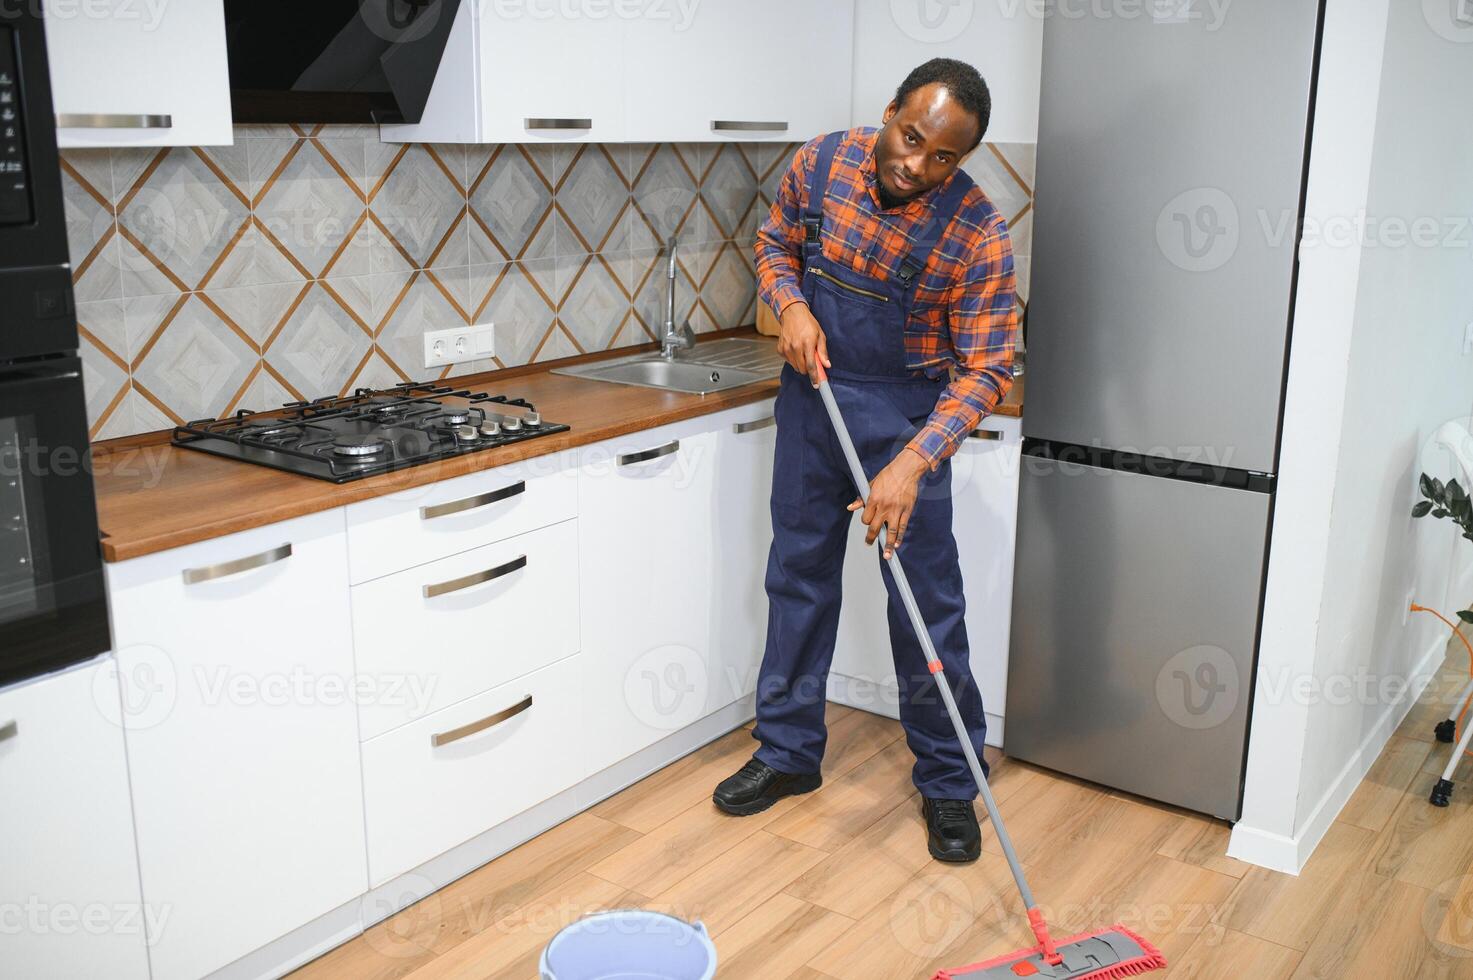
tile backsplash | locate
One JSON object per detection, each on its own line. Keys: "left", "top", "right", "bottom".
{"left": 62, "top": 125, "right": 1035, "bottom": 441}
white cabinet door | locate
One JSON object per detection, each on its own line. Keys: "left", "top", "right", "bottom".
{"left": 950, "top": 418, "right": 1022, "bottom": 744}
{"left": 477, "top": 4, "right": 626, "bottom": 144}
{"left": 0, "top": 659, "right": 150, "bottom": 980}
{"left": 625, "top": 0, "right": 854, "bottom": 143}
{"left": 706, "top": 400, "right": 776, "bottom": 713}
{"left": 106, "top": 509, "right": 367, "bottom": 980}
{"left": 579, "top": 419, "right": 716, "bottom": 775}
{"left": 832, "top": 418, "right": 1022, "bottom": 747}
{"left": 46, "top": 0, "right": 232, "bottom": 147}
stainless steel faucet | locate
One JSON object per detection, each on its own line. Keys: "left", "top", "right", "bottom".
{"left": 660, "top": 234, "right": 695, "bottom": 359}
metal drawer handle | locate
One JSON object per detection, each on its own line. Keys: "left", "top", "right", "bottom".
{"left": 711, "top": 120, "right": 788, "bottom": 133}
{"left": 525, "top": 117, "right": 592, "bottom": 130}
{"left": 969, "top": 429, "right": 1003, "bottom": 441}
{"left": 182, "top": 543, "right": 292, "bottom": 585}
{"left": 56, "top": 113, "right": 173, "bottom": 129}
{"left": 431, "top": 695, "right": 533, "bottom": 747}
{"left": 733, "top": 416, "right": 775, "bottom": 434}
{"left": 618, "top": 439, "right": 679, "bottom": 467}
{"left": 420, "top": 480, "right": 526, "bottom": 520}
{"left": 0, "top": 720, "right": 16, "bottom": 744}
{"left": 423, "top": 554, "right": 527, "bottom": 599}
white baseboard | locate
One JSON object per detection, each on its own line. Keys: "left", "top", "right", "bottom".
{"left": 826, "top": 672, "right": 1004, "bottom": 747}
{"left": 1227, "top": 633, "right": 1449, "bottom": 874}
{"left": 206, "top": 696, "right": 757, "bottom": 980}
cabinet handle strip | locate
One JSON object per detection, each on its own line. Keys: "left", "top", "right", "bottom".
{"left": 423, "top": 554, "right": 528, "bottom": 599}
{"left": 0, "top": 720, "right": 16, "bottom": 744}
{"left": 56, "top": 113, "right": 173, "bottom": 129}
{"left": 420, "top": 480, "right": 526, "bottom": 520}
{"left": 182, "top": 543, "right": 292, "bottom": 585}
{"left": 968, "top": 429, "right": 1003, "bottom": 441}
{"left": 733, "top": 416, "right": 775, "bottom": 434}
{"left": 618, "top": 439, "right": 680, "bottom": 467}
{"left": 711, "top": 120, "right": 788, "bottom": 132}
{"left": 431, "top": 695, "right": 533, "bottom": 747}
{"left": 524, "top": 117, "right": 592, "bottom": 130}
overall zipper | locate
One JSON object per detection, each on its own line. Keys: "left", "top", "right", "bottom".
{"left": 810, "top": 266, "right": 890, "bottom": 303}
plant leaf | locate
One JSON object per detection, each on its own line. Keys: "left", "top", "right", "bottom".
{"left": 1414, "top": 501, "right": 1434, "bottom": 518}
{"left": 1451, "top": 479, "right": 1468, "bottom": 503}
{"left": 1460, "top": 611, "right": 1473, "bottom": 624}
{"left": 1434, "top": 509, "right": 1450, "bottom": 519}
{"left": 1422, "top": 473, "right": 1436, "bottom": 498}
{"left": 1435, "top": 477, "right": 1448, "bottom": 500}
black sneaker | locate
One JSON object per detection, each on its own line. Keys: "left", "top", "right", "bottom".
{"left": 712, "top": 756, "right": 822, "bottom": 816}
{"left": 922, "top": 797, "right": 981, "bottom": 863}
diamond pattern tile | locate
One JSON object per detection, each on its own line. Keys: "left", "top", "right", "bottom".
{"left": 62, "top": 129, "right": 1035, "bottom": 440}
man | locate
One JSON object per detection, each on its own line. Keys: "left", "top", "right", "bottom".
{"left": 712, "top": 58, "right": 1019, "bottom": 863}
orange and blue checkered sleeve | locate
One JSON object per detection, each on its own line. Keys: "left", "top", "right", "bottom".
{"left": 754, "top": 139, "right": 821, "bottom": 320}
{"left": 906, "top": 216, "right": 1020, "bottom": 469}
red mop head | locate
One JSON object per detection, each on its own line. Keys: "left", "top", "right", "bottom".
{"left": 932, "top": 923, "right": 1166, "bottom": 980}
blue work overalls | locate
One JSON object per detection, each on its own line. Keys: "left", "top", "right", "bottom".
{"left": 751, "top": 131, "right": 989, "bottom": 800}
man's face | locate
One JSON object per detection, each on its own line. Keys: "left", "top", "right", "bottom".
{"left": 874, "top": 83, "right": 979, "bottom": 203}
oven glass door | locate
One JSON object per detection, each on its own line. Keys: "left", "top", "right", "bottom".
{"left": 0, "top": 356, "right": 109, "bottom": 687}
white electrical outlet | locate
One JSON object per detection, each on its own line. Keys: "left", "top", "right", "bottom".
{"left": 424, "top": 323, "right": 495, "bottom": 369}
{"left": 1460, "top": 0, "right": 1473, "bottom": 26}
{"left": 1405, "top": 587, "right": 1417, "bottom": 626}
{"left": 1464, "top": 320, "right": 1473, "bottom": 355}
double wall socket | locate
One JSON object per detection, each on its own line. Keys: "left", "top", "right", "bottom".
{"left": 424, "top": 323, "right": 495, "bottom": 369}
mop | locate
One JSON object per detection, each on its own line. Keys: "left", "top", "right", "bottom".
{"left": 1410, "top": 603, "right": 1473, "bottom": 807}
{"left": 809, "top": 361, "right": 1167, "bottom": 980}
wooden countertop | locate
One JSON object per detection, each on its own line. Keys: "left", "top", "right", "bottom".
{"left": 92, "top": 331, "right": 1022, "bottom": 562}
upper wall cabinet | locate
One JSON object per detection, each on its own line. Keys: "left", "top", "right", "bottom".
{"left": 383, "top": 0, "right": 854, "bottom": 144}
{"left": 45, "top": 0, "right": 232, "bottom": 148}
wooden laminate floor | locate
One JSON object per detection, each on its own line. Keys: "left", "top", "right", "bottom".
{"left": 292, "top": 634, "right": 1473, "bottom": 979}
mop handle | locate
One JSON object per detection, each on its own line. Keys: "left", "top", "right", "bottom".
{"left": 809, "top": 364, "right": 1042, "bottom": 917}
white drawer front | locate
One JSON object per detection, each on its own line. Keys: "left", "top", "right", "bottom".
{"left": 345, "top": 453, "right": 578, "bottom": 584}
{"left": 361, "top": 655, "right": 585, "bottom": 886}
{"left": 352, "top": 519, "right": 580, "bottom": 740}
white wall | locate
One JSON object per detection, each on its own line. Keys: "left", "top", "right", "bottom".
{"left": 1232, "top": 0, "right": 1473, "bottom": 873}
{"left": 850, "top": 1, "right": 1043, "bottom": 142}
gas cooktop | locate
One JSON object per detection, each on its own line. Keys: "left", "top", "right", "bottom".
{"left": 172, "top": 382, "right": 570, "bottom": 483}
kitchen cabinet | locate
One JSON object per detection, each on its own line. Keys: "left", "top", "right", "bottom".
{"left": 105, "top": 509, "right": 367, "bottom": 980}
{"left": 624, "top": 1, "right": 853, "bottom": 143}
{"left": 383, "top": 0, "right": 854, "bottom": 144}
{"left": 0, "top": 658, "right": 150, "bottom": 980}
{"left": 579, "top": 417, "right": 718, "bottom": 774}
{"left": 832, "top": 417, "right": 1022, "bottom": 745}
{"left": 45, "top": 0, "right": 232, "bottom": 148}
{"left": 706, "top": 399, "right": 777, "bottom": 713}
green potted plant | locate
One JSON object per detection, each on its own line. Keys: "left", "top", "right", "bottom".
{"left": 1414, "top": 474, "right": 1473, "bottom": 625}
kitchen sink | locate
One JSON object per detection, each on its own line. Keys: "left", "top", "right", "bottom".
{"left": 552, "top": 338, "right": 785, "bottom": 394}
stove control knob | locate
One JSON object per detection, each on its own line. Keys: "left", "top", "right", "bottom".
{"left": 524, "top": 411, "right": 542, "bottom": 427}
{"left": 503, "top": 417, "right": 523, "bottom": 432}
{"left": 456, "top": 424, "right": 479, "bottom": 440}
{"left": 479, "top": 420, "right": 501, "bottom": 437}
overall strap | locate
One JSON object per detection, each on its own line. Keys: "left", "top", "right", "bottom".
{"left": 801, "top": 131, "right": 844, "bottom": 266}
{"left": 895, "top": 168, "right": 976, "bottom": 288}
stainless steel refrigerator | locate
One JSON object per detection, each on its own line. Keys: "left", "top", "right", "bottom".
{"left": 1003, "top": 0, "right": 1324, "bottom": 820}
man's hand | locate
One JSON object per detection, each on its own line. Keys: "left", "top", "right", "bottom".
{"left": 849, "top": 448, "right": 930, "bottom": 559}
{"left": 776, "top": 302, "right": 830, "bottom": 386}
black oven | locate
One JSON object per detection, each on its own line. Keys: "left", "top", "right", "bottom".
{"left": 0, "top": 10, "right": 110, "bottom": 687}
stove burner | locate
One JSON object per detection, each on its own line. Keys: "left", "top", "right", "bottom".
{"left": 332, "top": 434, "right": 389, "bottom": 458}
{"left": 440, "top": 410, "right": 471, "bottom": 426}
{"left": 368, "top": 399, "right": 410, "bottom": 417}
{"left": 245, "top": 419, "right": 297, "bottom": 440}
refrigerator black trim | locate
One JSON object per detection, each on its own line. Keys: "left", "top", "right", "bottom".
{"left": 1022, "top": 437, "right": 1276, "bottom": 494}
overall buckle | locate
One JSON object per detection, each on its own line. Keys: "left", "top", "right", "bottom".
{"left": 896, "top": 258, "right": 923, "bottom": 285}
{"left": 802, "top": 218, "right": 822, "bottom": 245}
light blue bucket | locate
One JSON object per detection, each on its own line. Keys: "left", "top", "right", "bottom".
{"left": 538, "top": 908, "right": 718, "bottom": 980}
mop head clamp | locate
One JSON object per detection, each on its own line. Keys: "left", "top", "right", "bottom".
{"left": 933, "top": 924, "right": 1166, "bottom": 980}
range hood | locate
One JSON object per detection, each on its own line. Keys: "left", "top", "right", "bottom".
{"left": 225, "top": 0, "right": 462, "bottom": 125}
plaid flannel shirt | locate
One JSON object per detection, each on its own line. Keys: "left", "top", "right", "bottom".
{"left": 755, "top": 127, "right": 1019, "bottom": 469}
